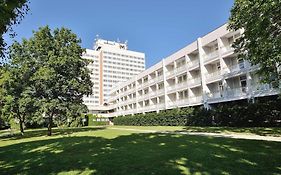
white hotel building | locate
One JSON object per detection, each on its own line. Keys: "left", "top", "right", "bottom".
{"left": 82, "top": 39, "right": 145, "bottom": 113}
{"left": 106, "top": 24, "right": 279, "bottom": 117}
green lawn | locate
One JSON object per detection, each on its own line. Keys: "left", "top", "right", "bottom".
{"left": 109, "top": 126, "right": 281, "bottom": 137}
{"left": 0, "top": 126, "right": 281, "bottom": 175}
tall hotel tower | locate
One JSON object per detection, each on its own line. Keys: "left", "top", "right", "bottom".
{"left": 82, "top": 39, "right": 145, "bottom": 112}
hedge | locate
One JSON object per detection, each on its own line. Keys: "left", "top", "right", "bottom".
{"left": 87, "top": 114, "right": 108, "bottom": 126}
{"left": 113, "top": 97, "right": 281, "bottom": 127}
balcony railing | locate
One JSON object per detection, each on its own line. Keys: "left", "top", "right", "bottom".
{"left": 167, "top": 101, "right": 178, "bottom": 108}
{"left": 225, "top": 62, "right": 250, "bottom": 74}
{"left": 224, "top": 87, "right": 248, "bottom": 98}
{"left": 221, "top": 45, "right": 234, "bottom": 55}
{"left": 188, "top": 77, "right": 201, "bottom": 87}
{"left": 175, "top": 65, "right": 188, "bottom": 74}
{"left": 156, "top": 75, "right": 164, "bottom": 82}
{"left": 166, "top": 69, "right": 176, "bottom": 77}
{"left": 252, "top": 84, "right": 279, "bottom": 95}
{"left": 205, "top": 70, "right": 222, "bottom": 83}
{"left": 166, "top": 81, "right": 189, "bottom": 93}
{"left": 189, "top": 96, "right": 203, "bottom": 104}
{"left": 187, "top": 59, "right": 200, "bottom": 69}
{"left": 176, "top": 98, "right": 189, "bottom": 106}
{"left": 206, "top": 91, "right": 223, "bottom": 101}
{"left": 203, "top": 50, "right": 219, "bottom": 63}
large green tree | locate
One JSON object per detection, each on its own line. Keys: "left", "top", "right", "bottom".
{"left": 10, "top": 26, "right": 93, "bottom": 136}
{"left": 229, "top": 0, "right": 281, "bottom": 86}
{"left": 0, "top": 0, "right": 29, "bottom": 59}
{"left": 0, "top": 63, "right": 37, "bottom": 134}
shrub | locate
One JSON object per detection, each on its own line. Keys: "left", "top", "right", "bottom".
{"left": 113, "top": 96, "right": 281, "bottom": 127}
{"left": 87, "top": 114, "right": 108, "bottom": 126}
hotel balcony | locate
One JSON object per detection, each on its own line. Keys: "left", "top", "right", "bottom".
{"left": 124, "top": 87, "right": 136, "bottom": 95}
{"left": 155, "top": 75, "right": 164, "bottom": 83}
{"left": 167, "top": 101, "right": 178, "bottom": 108}
{"left": 166, "top": 65, "right": 188, "bottom": 78}
{"left": 149, "top": 89, "right": 165, "bottom": 98}
{"left": 137, "top": 102, "right": 165, "bottom": 113}
{"left": 175, "top": 65, "right": 188, "bottom": 75}
{"left": 189, "top": 96, "right": 203, "bottom": 105}
{"left": 224, "top": 87, "right": 248, "bottom": 99}
{"left": 166, "top": 81, "right": 189, "bottom": 93}
{"left": 138, "top": 93, "right": 150, "bottom": 101}
{"left": 168, "top": 98, "right": 190, "bottom": 108}
{"left": 251, "top": 84, "right": 280, "bottom": 97}
{"left": 221, "top": 45, "right": 234, "bottom": 57}
{"left": 206, "top": 91, "right": 223, "bottom": 102}
{"left": 223, "top": 62, "right": 250, "bottom": 78}
{"left": 166, "top": 69, "right": 176, "bottom": 78}
{"left": 205, "top": 71, "right": 222, "bottom": 84}
{"left": 203, "top": 50, "right": 219, "bottom": 64}
{"left": 188, "top": 77, "right": 201, "bottom": 88}
{"left": 187, "top": 59, "right": 200, "bottom": 70}
{"left": 138, "top": 89, "right": 165, "bottom": 101}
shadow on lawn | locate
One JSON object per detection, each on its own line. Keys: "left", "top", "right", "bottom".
{"left": 181, "top": 127, "right": 281, "bottom": 137}
{"left": 0, "top": 127, "right": 106, "bottom": 141}
{"left": 0, "top": 132, "right": 281, "bottom": 175}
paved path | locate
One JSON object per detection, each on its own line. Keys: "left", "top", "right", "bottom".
{"left": 109, "top": 127, "right": 281, "bottom": 142}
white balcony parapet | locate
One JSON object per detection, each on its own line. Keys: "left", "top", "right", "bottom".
{"left": 206, "top": 91, "right": 223, "bottom": 102}
{"left": 203, "top": 50, "right": 219, "bottom": 63}
{"left": 189, "top": 96, "right": 203, "bottom": 104}
{"left": 187, "top": 59, "right": 200, "bottom": 70}
{"left": 205, "top": 70, "right": 222, "bottom": 83}
{"left": 176, "top": 98, "right": 189, "bottom": 106}
{"left": 166, "top": 68, "right": 175, "bottom": 76}
{"left": 175, "top": 65, "right": 188, "bottom": 74}
{"left": 167, "top": 101, "right": 178, "bottom": 108}
{"left": 252, "top": 84, "right": 279, "bottom": 96}
{"left": 224, "top": 87, "right": 248, "bottom": 98}
{"left": 223, "top": 62, "right": 250, "bottom": 75}
{"left": 156, "top": 75, "right": 164, "bottom": 82}
{"left": 156, "top": 89, "right": 165, "bottom": 96}
{"left": 188, "top": 77, "right": 201, "bottom": 87}
{"left": 221, "top": 45, "right": 234, "bottom": 56}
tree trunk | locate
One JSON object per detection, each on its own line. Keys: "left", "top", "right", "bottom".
{"left": 47, "top": 115, "right": 53, "bottom": 136}
{"left": 19, "top": 117, "right": 24, "bottom": 135}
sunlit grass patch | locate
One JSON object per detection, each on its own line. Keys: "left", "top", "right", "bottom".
{"left": 0, "top": 126, "right": 280, "bottom": 175}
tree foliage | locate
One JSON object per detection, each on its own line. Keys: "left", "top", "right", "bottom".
{"left": 0, "top": 42, "right": 39, "bottom": 134}
{"left": 0, "top": 0, "right": 29, "bottom": 59}
{"left": 228, "top": 0, "right": 281, "bottom": 86}
{"left": 3, "top": 26, "right": 93, "bottom": 135}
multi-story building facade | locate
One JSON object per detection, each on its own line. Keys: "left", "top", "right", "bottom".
{"left": 107, "top": 24, "right": 279, "bottom": 117}
{"left": 82, "top": 39, "right": 145, "bottom": 113}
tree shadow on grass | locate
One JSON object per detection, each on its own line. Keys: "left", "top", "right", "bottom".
{"left": 181, "top": 127, "right": 281, "bottom": 137}
{"left": 0, "top": 126, "right": 106, "bottom": 141}
{"left": 1, "top": 132, "right": 281, "bottom": 175}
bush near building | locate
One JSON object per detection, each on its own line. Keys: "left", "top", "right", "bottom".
{"left": 113, "top": 96, "right": 281, "bottom": 127}
{"left": 86, "top": 114, "right": 108, "bottom": 126}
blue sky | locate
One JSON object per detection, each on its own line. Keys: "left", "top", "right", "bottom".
{"left": 5, "top": 0, "right": 234, "bottom": 68}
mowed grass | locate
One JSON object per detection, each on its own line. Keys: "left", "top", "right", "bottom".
{"left": 0, "top": 126, "right": 281, "bottom": 175}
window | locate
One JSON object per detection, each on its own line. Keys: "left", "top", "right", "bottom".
{"left": 144, "top": 88, "right": 149, "bottom": 94}
{"left": 158, "top": 83, "right": 164, "bottom": 90}
{"left": 216, "top": 62, "right": 221, "bottom": 71}
{"left": 238, "top": 58, "right": 245, "bottom": 69}
{"left": 228, "top": 37, "right": 234, "bottom": 45}
{"left": 240, "top": 75, "right": 247, "bottom": 92}
{"left": 144, "top": 100, "right": 149, "bottom": 106}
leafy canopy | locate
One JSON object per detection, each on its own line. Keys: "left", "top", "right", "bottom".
{"left": 0, "top": 0, "right": 29, "bottom": 59}
{"left": 6, "top": 26, "right": 93, "bottom": 135}
{"left": 229, "top": 0, "right": 281, "bottom": 86}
